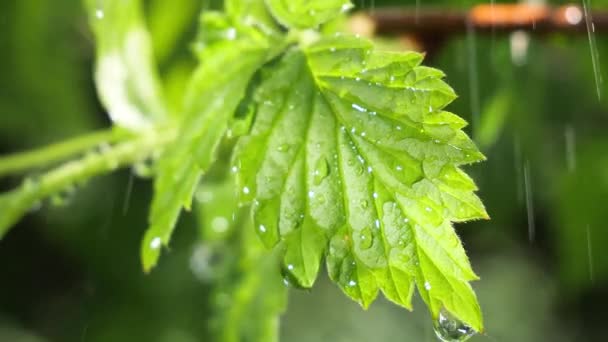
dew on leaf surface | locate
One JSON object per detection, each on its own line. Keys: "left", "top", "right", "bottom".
{"left": 359, "top": 227, "right": 373, "bottom": 249}
{"left": 313, "top": 158, "right": 330, "bottom": 185}
{"left": 149, "top": 237, "right": 162, "bottom": 250}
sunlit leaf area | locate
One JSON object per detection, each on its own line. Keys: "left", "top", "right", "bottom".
{"left": 1, "top": 1, "right": 607, "bottom": 341}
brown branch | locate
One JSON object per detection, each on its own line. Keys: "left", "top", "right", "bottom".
{"left": 366, "top": 4, "right": 608, "bottom": 35}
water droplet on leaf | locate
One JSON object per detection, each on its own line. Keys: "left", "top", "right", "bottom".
{"left": 359, "top": 228, "right": 373, "bottom": 249}
{"left": 150, "top": 237, "right": 162, "bottom": 250}
{"left": 258, "top": 224, "right": 267, "bottom": 233}
{"left": 313, "top": 158, "right": 330, "bottom": 185}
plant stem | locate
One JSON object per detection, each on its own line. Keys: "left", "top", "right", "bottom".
{"left": 0, "top": 126, "right": 177, "bottom": 237}
{"left": 0, "top": 128, "right": 134, "bottom": 177}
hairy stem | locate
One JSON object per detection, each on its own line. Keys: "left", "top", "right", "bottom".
{"left": 0, "top": 125, "right": 176, "bottom": 238}
{"left": 0, "top": 128, "right": 135, "bottom": 177}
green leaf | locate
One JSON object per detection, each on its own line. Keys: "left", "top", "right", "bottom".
{"left": 265, "top": 0, "right": 353, "bottom": 29}
{"left": 208, "top": 221, "right": 287, "bottom": 342}
{"left": 140, "top": 19, "right": 280, "bottom": 272}
{"left": 233, "top": 36, "right": 487, "bottom": 331}
{"left": 195, "top": 168, "right": 287, "bottom": 342}
{"left": 225, "top": 0, "right": 282, "bottom": 37}
{"left": 85, "top": 0, "right": 167, "bottom": 129}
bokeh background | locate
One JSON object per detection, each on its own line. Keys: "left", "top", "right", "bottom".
{"left": 1, "top": 0, "right": 607, "bottom": 341}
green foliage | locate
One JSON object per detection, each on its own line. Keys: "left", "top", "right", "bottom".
{"left": 194, "top": 159, "right": 287, "bottom": 342}
{"left": 233, "top": 35, "right": 487, "bottom": 329}
{"left": 265, "top": 0, "right": 353, "bottom": 29}
{"left": 0, "top": 0, "right": 488, "bottom": 338}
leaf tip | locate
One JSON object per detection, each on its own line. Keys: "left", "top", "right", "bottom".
{"left": 141, "top": 230, "right": 164, "bottom": 273}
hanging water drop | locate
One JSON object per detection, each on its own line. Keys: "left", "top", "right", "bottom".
{"left": 281, "top": 264, "right": 308, "bottom": 289}
{"left": 433, "top": 308, "right": 477, "bottom": 342}
{"left": 49, "top": 186, "right": 76, "bottom": 207}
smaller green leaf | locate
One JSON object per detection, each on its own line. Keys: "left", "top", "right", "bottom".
{"left": 86, "top": 0, "right": 166, "bottom": 129}
{"left": 200, "top": 208, "right": 287, "bottom": 342}
{"left": 141, "top": 16, "right": 282, "bottom": 271}
{"left": 226, "top": 0, "right": 282, "bottom": 37}
{"left": 282, "top": 217, "right": 327, "bottom": 288}
{"left": 265, "top": 0, "right": 353, "bottom": 29}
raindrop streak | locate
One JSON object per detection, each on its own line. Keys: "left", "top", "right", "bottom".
{"left": 490, "top": 0, "right": 496, "bottom": 57}
{"left": 433, "top": 309, "right": 477, "bottom": 342}
{"left": 564, "top": 125, "right": 576, "bottom": 172}
{"left": 523, "top": 160, "right": 535, "bottom": 243}
{"left": 586, "top": 224, "right": 595, "bottom": 283}
{"left": 122, "top": 172, "right": 134, "bottom": 215}
{"left": 513, "top": 137, "right": 524, "bottom": 204}
{"left": 582, "top": 0, "right": 604, "bottom": 101}
{"left": 466, "top": 20, "right": 480, "bottom": 140}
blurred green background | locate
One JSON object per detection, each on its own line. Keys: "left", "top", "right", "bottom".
{"left": 1, "top": 0, "right": 607, "bottom": 341}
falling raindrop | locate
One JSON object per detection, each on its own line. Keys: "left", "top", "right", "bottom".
{"left": 565, "top": 124, "right": 576, "bottom": 172}
{"left": 523, "top": 160, "right": 535, "bottom": 243}
{"left": 466, "top": 19, "right": 480, "bottom": 140}
{"left": 510, "top": 30, "right": 530, "bottom": 66}
{"left": 586, "top": 224, "right": 595, "bottom": 283}
{"left": 582, "top": 0, "right": 604, "bottom": 101}
{"left": 122, "top": 172, "right": 134, "bottom": 215}
{"left": 424, "top": 281, "right": 432, "bottom": 291}
{"left": 433, "top": 308, "right": 477, "bottom": 342}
